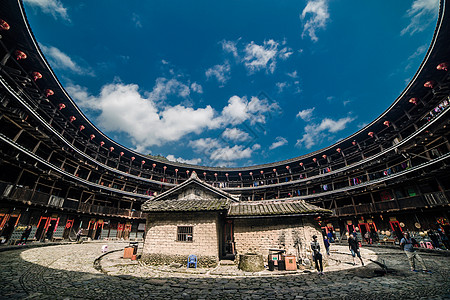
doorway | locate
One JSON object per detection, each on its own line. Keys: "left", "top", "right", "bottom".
{"left": 222, "top": 220, "right": 235, "bottom": 259}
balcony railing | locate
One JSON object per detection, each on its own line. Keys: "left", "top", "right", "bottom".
{"left": 332, "top": 191, "right": 449, "bottom": 217}
{"left": 6, "top": 186, "right": 145, "bottom": 219}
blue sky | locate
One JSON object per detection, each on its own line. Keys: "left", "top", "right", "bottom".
{"left": 23, "top": 0, "right": 439, "bottom": 167}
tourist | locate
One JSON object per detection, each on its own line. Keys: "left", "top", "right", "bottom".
{"left": 400, "top": 232, "right": 430, "bottom": 273}
{"left": 18, "top": 225, "right": 32, "bottom": 245}
{"left": 76, "top": 228, "right": 82, "bottom": 242}
{"left": 428, "top": 230, "right": 440, "bottom": 249}
{"left": 364, "top": 231, "right": 371, "bottom": 244}
{"left": 327, "top": 231, "right": 334, "bottom": 242}
{"left": 438, "top": 229, "right": 450, "bottom": 250}
{"left": 324, "top": 236, "right": 330, "bottom": 255}
{"left": 348, "top": 234, "right": 364, "bottom": 266}
{"left": 311, "top": 235, "right": 324, "bottom": 274}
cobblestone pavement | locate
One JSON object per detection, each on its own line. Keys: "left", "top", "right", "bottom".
{"left": 0, "top": 242, "right": 449, "bottom": 300}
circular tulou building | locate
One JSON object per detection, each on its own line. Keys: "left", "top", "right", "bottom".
{"left": 0, "top": 0, "right": 449, "bottom": 266}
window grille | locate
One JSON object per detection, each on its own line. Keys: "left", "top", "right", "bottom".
{"left": 177, "top": 226, "right": 193, "bottom": 242}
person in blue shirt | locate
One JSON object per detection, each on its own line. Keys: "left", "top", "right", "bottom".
{"left": 400, "top": 232, "right": 431, "bottom": 273}
{"left": 324, "top": 236, "right": 330, "bottom": 255}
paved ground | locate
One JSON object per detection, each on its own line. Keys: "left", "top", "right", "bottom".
{"left": 0, "top": 242, "right": 449, "bottom": 299}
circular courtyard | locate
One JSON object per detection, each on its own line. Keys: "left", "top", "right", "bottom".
{"left": 0, "top": 242, "right": 449, "bottom": 299}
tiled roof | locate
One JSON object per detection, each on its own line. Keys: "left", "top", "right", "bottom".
{"left": 228, "top": 200, "right": 331, "bottom": 217}
{"left": 142, "top": 198, "right": 230, "bottom": 212}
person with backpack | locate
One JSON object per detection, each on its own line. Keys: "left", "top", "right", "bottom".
{"left": 400, "top": 232, "right": 431, "bottom": 273}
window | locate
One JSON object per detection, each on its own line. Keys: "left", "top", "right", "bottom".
{"left": 177, "top": 226, "right": 193, "bottom": 242}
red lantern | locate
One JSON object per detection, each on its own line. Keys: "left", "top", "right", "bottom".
{"left": 131, "top": 156, "right": 135, "bottom": 161}
{"left": 225, "top": 173, "right": 229, "bottom": 177}
{"left": 272, "top": 168, "right": 276, "bottom": 173}
{"left": 120, "top": 152, "right": 124, "bottom": 156}
{"left": 109, "top": 147, "right": 114, "bottom": 152}
{"left": 424, "top": 81, "right": 435, "bottom": 88}
{"left": 152, "top": 163, "right": 156, "bottom": 168}
{"left": 186, "top": 170, "right": 190, "bottom": 175}
{"left": 141, "top": 160, "right": 145, "bottom": 164}
{"left": 90, "top": 134, "right": 95, "bottom": 140}
{"left": 336, "top": 148, "right": 341, "bottom": 153}
{"left": 79, "top": 125, "right": 85, "bottom": 131}
{"left": 299, "top": 162, "right": 303, "bottom": 167}
{"left": 175, "top": 169, "right": 178, "bottom": 173}
{"left": 368, "top": 132, "right": 374, "bottom": 138}
{"left": 352, "top": 141, "right": 357, "bottom": 146}
{"left": 249, "top": 172, "right": 253, "bottom": 176}
{"left": 238, "top": 173, "right": 242, "bottom": 177}
{"left": 203, "top": 172, "right": 207, "bottom": 176}
{"left": 285, "top": 166, "right": 290, "bottom": 170}
{"left": 322, "top": 155, "right": 327, "bottom": 159}
{"left": 437, "top": 62, "right": 448, "bottom": 71}
{"left": 100, "top": 141, "right": 105, "bottom": 147}
{"left": 69, "top": 116, "right": 76, "bottom": 122}
{"left": 214, "top": 173, "right": 217, "bottom": 177}
{"left": 45, "top": 89, "right": 54, "bottom": 97}
{"left": 260, "top": 170, "right": 264, "bottom": 175}
{"left": 58, "top": 103, "right": 66, "bottom": 110}
{"left": 383, "top": 121, "right": 390, "bottom": 127}
{"left": 312, "top": 158, "right": 317, "bottom": 163}
{"left": 15, "top": 50, "right": 27, "bottom": 60}
{"left": 32, "top": 72, "right": 42, "bottom": 81}
{"left": 0, "top": 19, "right": 10, "bottom": 31}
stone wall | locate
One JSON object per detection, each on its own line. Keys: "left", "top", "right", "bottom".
{"left": 233, "top": 216, "right": 327, "bottom": 264}
{"left": 141, "top": 212, "right": 221, "bottom": 267}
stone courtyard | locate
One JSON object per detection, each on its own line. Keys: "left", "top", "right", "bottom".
{"left": 0, "top": 241, "right": 449, "bottom": 299}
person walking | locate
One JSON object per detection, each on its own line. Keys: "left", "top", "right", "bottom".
{"left": 311, "top": 235, "right": 324, "bottom": 274}
{"left": 18, "top": 225, "right": 32, "bottom": 245}
{"left": 76, "top": 228, "right": 82, "bottom": 242}
{"left": 348, "top": 234, "right": 364, "bottom": 266}
{"left": 324, "top": 236, "right": 330, "bottom": 255}
{"left": 400, "top": 232, "right": 431, "bottom": 273}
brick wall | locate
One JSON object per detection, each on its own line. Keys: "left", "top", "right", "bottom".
{"left": 142, "top": 212, "right": 221, "bottom": 267}
{"left": 233, "top": 216, "right": 327, "bottom": 264}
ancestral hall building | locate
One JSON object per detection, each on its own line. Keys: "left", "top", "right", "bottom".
{"left": 0, "top": 0, "right": 449, "bottom": 248}
{"left": 141, "top": 172, "right": 329, "bottom": 267}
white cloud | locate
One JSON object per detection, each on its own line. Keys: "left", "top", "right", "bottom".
{"left": 189, "top": 138, "right": 259, "bottom": 164}
{"left": 287, "top": 71, "right": 298, "bottom": 78}
{"left": 23, "top": 0, "right": 69, "bottom": 20}
{"left": 401, "top": 0, "right": 439, "bottom": 36}
{"left": 205, "top": 61, "right": 231, "bottom": 86}
{"left": 408, "top": 44, "right": 428, "bottom": 60}
{"left": 68, "top": 79, "right": 279, "bottom": 154}
{"left": 166, "top": 155, "right": 202, "bottom": 165}
{"left": 220, "top": 95, "right": 279, "bottom": 126}
{"left": 39, "top": 44, "right": 93, "bottom": 76}
{"left": 276, "top": 82, "right": 288, "bottom": 93}
{"left": 243, "top": 40, "right": 292, "bottom": 74}
{"left": 300, "top": 0, "right": 329, "bottom": 42}
{"left": 222, "top": 128, "right": 250, "bottom": 142}
{"left": 67, "top": 83, "right": 219, "bottom": 151}
{"left": 210, "top": 144, "right": 260, "bottom": 162}
{"left": 221, "top": 40, "right": 239, "bottom": 58}
{"left": 132, "top": 13, "right": 142, "bottom": 28}
{"left": 148, "top": 77, "right": 191, "bottom": 101}
{"left": 296, "top": 116, "right": 354, "bottom": 149}
{"left": 190, "top": 82, "right": 203, "bottom": 94}
{"left": 269, "top": 136, "right": 288, "bottom": 150}
{"left": 296, "top": 107, "right": 315, "bottom": 121}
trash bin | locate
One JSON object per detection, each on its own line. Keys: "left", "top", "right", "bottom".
{"left": 129, "top": 241, "right": 138, "bottom": 255}
{"left": 285, "top": 255, "right": 297, "bottom": 271}
{"left": 123, "top": 247, "right": 134, "bottom": 259}
{"left": 278, "top": 259, "right": 286, "bottom": 271}
{"left": 268, "top": 260, "right": 275, "bottom": 271}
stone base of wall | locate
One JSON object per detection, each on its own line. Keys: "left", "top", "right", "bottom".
{"left": 141, "top": 253, "right": 218, "bottom": 268}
